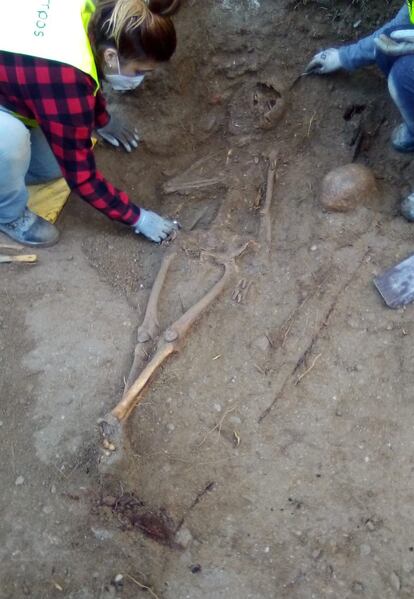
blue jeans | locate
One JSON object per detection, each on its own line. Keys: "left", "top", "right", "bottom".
{"left": 375, "top": 26, "right": 414, "bottom": 139}
{"left": 0, "top": 109, "right": 61, "bottom": 224}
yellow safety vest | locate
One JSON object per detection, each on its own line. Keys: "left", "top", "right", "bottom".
{"left": 409, "top": 0, "right": 414, "bottom": 24}
{"left": 0, "top": 0, "right": 99, "bottom": 126}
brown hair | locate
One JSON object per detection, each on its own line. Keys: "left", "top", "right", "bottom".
{"left": 90, "top": 0, "right": 181, "bottom": 63}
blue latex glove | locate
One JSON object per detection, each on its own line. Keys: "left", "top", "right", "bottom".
{"left": 134, "top": 208, "right": 179, "bottom": 243}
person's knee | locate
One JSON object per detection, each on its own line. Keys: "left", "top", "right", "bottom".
{"left": 388, "top": 56, "right": 414, "bottom": 99}
{"left": 0, "top": 117, "right": 30, "bottom": 177}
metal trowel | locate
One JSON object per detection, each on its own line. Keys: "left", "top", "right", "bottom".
{"left": 374, "top": 253, "right": 414, "bottom": 308}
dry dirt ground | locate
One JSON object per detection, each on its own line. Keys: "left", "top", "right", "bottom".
{"left": 2, "top": 1, "right": 414, "bottom": 597}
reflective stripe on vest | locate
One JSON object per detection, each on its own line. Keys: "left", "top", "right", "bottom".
{"left": 1, "top": 0, "right": 99, "bottom": 90}
{"left": 408, "top": 0, "right": 414, "bottom": 24}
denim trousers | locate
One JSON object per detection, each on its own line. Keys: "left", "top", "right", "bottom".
{"left": 375, "top": 26, "right": 414, "bottom": 138}
{"left": 0, "top": 109, "right": 61, "bottom": 224}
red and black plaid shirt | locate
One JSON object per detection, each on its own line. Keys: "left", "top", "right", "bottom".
{"left": 0, "top": 51, "right": 141, "bottom": 226}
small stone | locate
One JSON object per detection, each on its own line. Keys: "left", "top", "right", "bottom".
{"left": 190, "top": 564, "right": 202, "bottom": 574}
{"left": 360, "top": 543, "right": 371, "bottom": 557}
{"left": 312, "top": 549, "right": 323, "bottom": 560}
{"left": 175, "top": 526, "right": 193, "bottom": 549}
{"left": 0, "top": 420, "right": 3, "bottom": 426}
{"left": 15, "top": 476, "right": 25, "bottom": 486}
{"left": 366, "top": 520, "right": 375, "bottom": 531}
{"left": 50, "top": 484, "right": 57, "bottom": 494}
{"left": 320, "top": 164, "right": 378, "bottom": 213}
{"left": 102, "top": 496, "right": 117, "bottom": 508}
{"left": 214, "top": 403, "right": 222, "bottom": 413}
{"left": 112, "top": 574, "right": 123, "bottom": 590}
{"left": 200, "top": 111, "right": 218, "bottom": 133}
{"left": 310, "top": 245, "right": 318, "bottom": 252}
{"left": 351, "top": 581, "right": 364, "bottom": 594}
{"left": 390, "top": 571, "right": 401, "bottom": 591}
{"left": 91, "top": 527, "right": 113, "bottom": 541}
{"left": 167, "top": 423, "right": 175, "bottom": 432}
{"left": 252, "top": 335, "right": 271, "bottom": 352}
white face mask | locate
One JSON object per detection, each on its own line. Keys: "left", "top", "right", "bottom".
{"left": 105, "top": 55, "right": 145, "bottom": 92}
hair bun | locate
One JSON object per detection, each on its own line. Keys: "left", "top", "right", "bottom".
{"left": 148, "top": 0, "right": 181, "bottom": 16}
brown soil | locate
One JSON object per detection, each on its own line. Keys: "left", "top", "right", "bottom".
{"left": 2, "top": 1, "right": 414, "bottom": 598}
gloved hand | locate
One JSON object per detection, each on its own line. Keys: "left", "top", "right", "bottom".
{"left": 305, "top": 48, "right": 342, "bottom": 74}
{"left": 97, "top": 114, "right": 139, "bottom": 152}
{"left": 134, "top": 208, "right": 179, "bottom": 243}
{"left": 375, "top": 32, "right": 414, "bottom": 57}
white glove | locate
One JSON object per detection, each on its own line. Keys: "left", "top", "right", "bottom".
{"left": 375, "top": 32, "right": 414, "bottom": 57}
{"left": 134, "top": 208, "right": 179, "bottom": 243}
{"left": 390, "top": 29, "right": 414, "bottom": 42}
{"left": 305, "top": 48, "right": 342, "bottom": 75}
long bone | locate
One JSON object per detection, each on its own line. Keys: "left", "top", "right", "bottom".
{"left": 123, "top": 252, "right": 176, "bottom": 392}
{"left": 114, "top": 241, "right": 251, "bottom": 422}
{"left": 98, "top": 241, "right": 252, "bottom": 460}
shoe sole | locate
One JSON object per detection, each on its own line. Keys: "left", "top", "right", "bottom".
{"left": 0, "top": 228, "right": 60, "bottom": 248}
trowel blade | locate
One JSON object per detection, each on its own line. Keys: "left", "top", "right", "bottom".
{"left": 374, "top": 253, "right": 414, "bottom": 309}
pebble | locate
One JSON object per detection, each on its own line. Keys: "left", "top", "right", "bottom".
{"left": 190, "top": 564, "right": 202, "bottom": 574}
{"left": 214, "top": 403, "right": 222, "bottom": 413}
{"left": 102, "top": 496, "right": 117, "bottom": 508}
{"left": 360, "top": 543, "right": 371, "bottom": 557}
{"left": 91, "top": 527, "right": 113, "bottom": 541}
{"left": 366, "top": 520, "right": 375, "bottom": 531}
{"left": 15, "top": 476, "right": 25, "bottom": 486}
{"left": 312, "top": 549, "right": 323, "bottom": 560}
{"left": 310, "top": 245, "right": 318, "bottom": 252}
{"left": 351, "top": 581, "right": 364, "bottom": 594}
{"left": 112, "top": 574, "right": 123, "bottom": 590}
{"left": 252, "top": 334, "right": 271, "bottom": 352}
{"left": 167, "top": 423, "right": 175, "bottom": 432}
{"left": 390, "top": 571, "right": 401, "bottom": 591}
{"left": 175, "top": 526, "right": 193, "bottom": 549}
{"left": 403, "top": 560, "right": 413, "bottom": 574}
{"left": 0, "top": 420, "right": 3, "bottom": 426}
{"left": 50, "top": 484, "right": 57, "bottom": 494}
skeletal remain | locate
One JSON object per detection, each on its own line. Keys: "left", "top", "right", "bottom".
{"left": 99, "top": 241, "right": 252, "bottom": 464}
{"left": 138, "top": 252, "right": 176, "bottom": 343}
{"left": 114, "top": 241, "right": 251, "bottom": 422}
{"left": 163, "top": 176, "right": 225, "bottom": 195}
{"left": 123, "top": 252, "right": 176, "bottom": 392}
{"left": 163, "top": 153, "right": 225, "bottom": 195}
{"left": 260, "top": 150, "right": 278, "bottom": 253}
{"left": 232, "top": 278, "right": 253, "bottom": 304}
